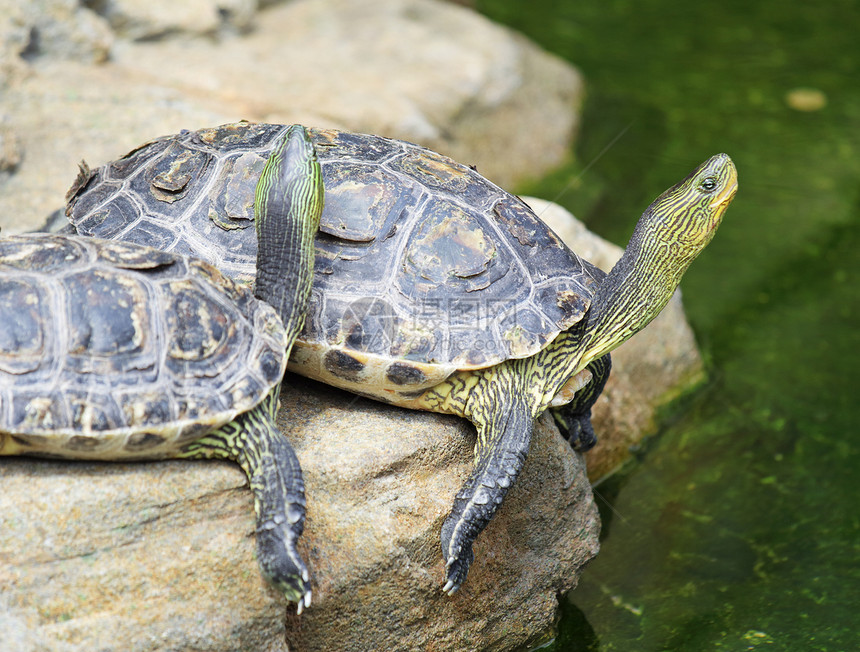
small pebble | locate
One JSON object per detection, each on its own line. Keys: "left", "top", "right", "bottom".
{"left": 785, "top": 88, "right": 827, "bottom": 112}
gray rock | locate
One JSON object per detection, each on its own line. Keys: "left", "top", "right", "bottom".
{"left": 91, "top": 0, "right": 259, "bottom": 40}
{"left": 0, "top": 118, "right": 22, "bottom": 176}
{"left": 0, "top": 0, "right": 113, "bottom": 65}
{"left": 278, "top": 383, "right": 600, "bottom": 652}
{"left": 1, "top": 377, "right": 599, "bottom": 652}
{"left": 111, "top": 0, "right": 583, "bottom": 189}
{"left": 0, "top": 61, "right": 242, "bottom": 233}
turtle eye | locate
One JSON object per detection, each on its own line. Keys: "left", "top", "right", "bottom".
{"left": 701, "top": 177, "right": 718, "bottom": 192}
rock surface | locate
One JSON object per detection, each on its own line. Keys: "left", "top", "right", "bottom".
{"left": 1, "top": 379, "right": 599, "bottom": 652}
{"left": 0, "top": 0, "right": 583, "bottom": 234}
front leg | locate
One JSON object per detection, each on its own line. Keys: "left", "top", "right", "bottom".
{"left": 180, "top": 392, "right": 311, "bottom": 612}
{"left": 440, "top": 384, "right": 534, "bottom": 595}
{"left": 551, "top": 353, "right": 611, "bottom": 451}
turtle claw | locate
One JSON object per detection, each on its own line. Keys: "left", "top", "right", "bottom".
{"left": 442, "top": 551, "right": 472, "bottom": 596}
{"left": 296, "top": 589, "right": 312, "bottom": 615}
{"left": 442, "top": 557, "right": 458, "bottom": 596}
{"left": 295, "top": 569, "right": 312, "bottom": 614}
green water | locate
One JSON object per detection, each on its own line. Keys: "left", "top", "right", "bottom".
{"left": 476, "top": 1, "right": 860, "bottom": 649}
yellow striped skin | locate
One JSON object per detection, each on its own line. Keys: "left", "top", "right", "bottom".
{"left": 411, "top": 154, "right": 738, "bottom": 593}
{"left": 572, "top": 153, "right": 738, "bottom": 372}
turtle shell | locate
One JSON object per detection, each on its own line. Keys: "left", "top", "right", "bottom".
{"left": 66, "top": 122, "right": 602, "bottom": 395}
{"left": 0, "top": 233, "right": 287, "bottom": 459}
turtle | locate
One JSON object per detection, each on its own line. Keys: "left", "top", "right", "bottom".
{"left": 64, "top": 121, "right": 738, "bottom": 594}
{"left": 1, "top": 125, "right": 323, "bottom": 611}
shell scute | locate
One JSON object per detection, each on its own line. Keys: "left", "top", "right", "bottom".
{"left": 195, "top": 122, "right": 282, "bottom": 151}
{"left": 492, "top": 196, "right": 542, "bottom": 248}
{"left": 95, "top": 239, "right": 176, "bottom": 270}
{"left": 312, "top": 129, "right": 402, "bottom": 163}
{"left": 162, "top": 279, "right": 237, "bottom": 368}
{"left": 339, "top": 296, "right": 400, "bottom": 352}
{"left": 386, "top": 148, "right": 494, "bottom": 207}
{"left": 188, "top": 258, "right": 247, "bottom": 306}
{"left": 117, "top": 390, "right": 174, "bottom": 429}
{"left": 401, "top": 202, "right": 499, "bottom": 289}
{"left": 11, "top": 393, "right": 65, "bottom": 432}
{"left": 6, "top": 433, "right": 48, "bottom": 450}
{"left": 175, "top": 420, "right": 215, "bottom": 444}
{"left": 385, "top": 362, "right": 427, "bottom": 386}
{"left": 107, "top": 137, "right": 174, "bottom": 181}
{"left": 64, "top": 434, "right": 108, "bottom": 452}
{"left": 319, "top": 161, "right": 416, "bottom": 243}
{"left": 323, "top": 349, "right": 367, "bottom": 383}
{"left": 67, "top": 391, "right": 124, "bottom": 432}
{"left": 224, "top": 374, "right": 271, "bottom": 416}
{"left": 203, "top": 151, "right": 267, "bottom": 232}
{"left": 257, "top": 347, "right": 286, "bottom": 386}
{"left": 122, "top": 218, "right": 182, "bottom": 252}
{"left": 136, "top": 145, "right": 212, "bottom": 211}
{"left": 174, "top": 392, "right": 228, "bottom": 424}
{"left": 500, "top": 308, "right": 552, "bottom": 359}
{"left": 124, "top": 431, "right": 168, "bottom": 452}
{"left": 0, "top": 277, "right": 47, "bottom": 375}
{"left": 149, "top": 142, "right": 210, "bottom": 199}
{"left": 73, "top": 193, "right": 142, "bottom": 240}
{"left": 64, "top": 268, "right": 153, "bottom": 361}
{"left": 0, "top": 231, "right": 86, "bottom": 271}
{"left": 533, "top": 281, "right": 591, "bottom": 331}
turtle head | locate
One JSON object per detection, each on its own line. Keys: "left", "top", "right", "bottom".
{"left": 579, "top": 154, "right": 737, "bottom": 364}
{"left": 641, "top": 153, "right": 737, "bottom": 267}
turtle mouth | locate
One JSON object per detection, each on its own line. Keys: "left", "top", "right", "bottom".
{"left": 709, "top": 172, "right": 739, "bottom": 210}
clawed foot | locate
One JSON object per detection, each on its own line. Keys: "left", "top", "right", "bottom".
{"left": 264, "top": 553, "right": 313, "bottom": 614}
{"left": 442, "top": 545, "right": 474, "bottom": 596}
{"left": 563, "top": 412, "right": 598, "bottom": 451}
{"left": 256, "top": 515, "right": 313, "bottom": 615}
{"left": 277, "top": 564, "right": 312, "bottom": 613}
{"left": 551, "top": 403, "right": 599, "bottom": 451}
